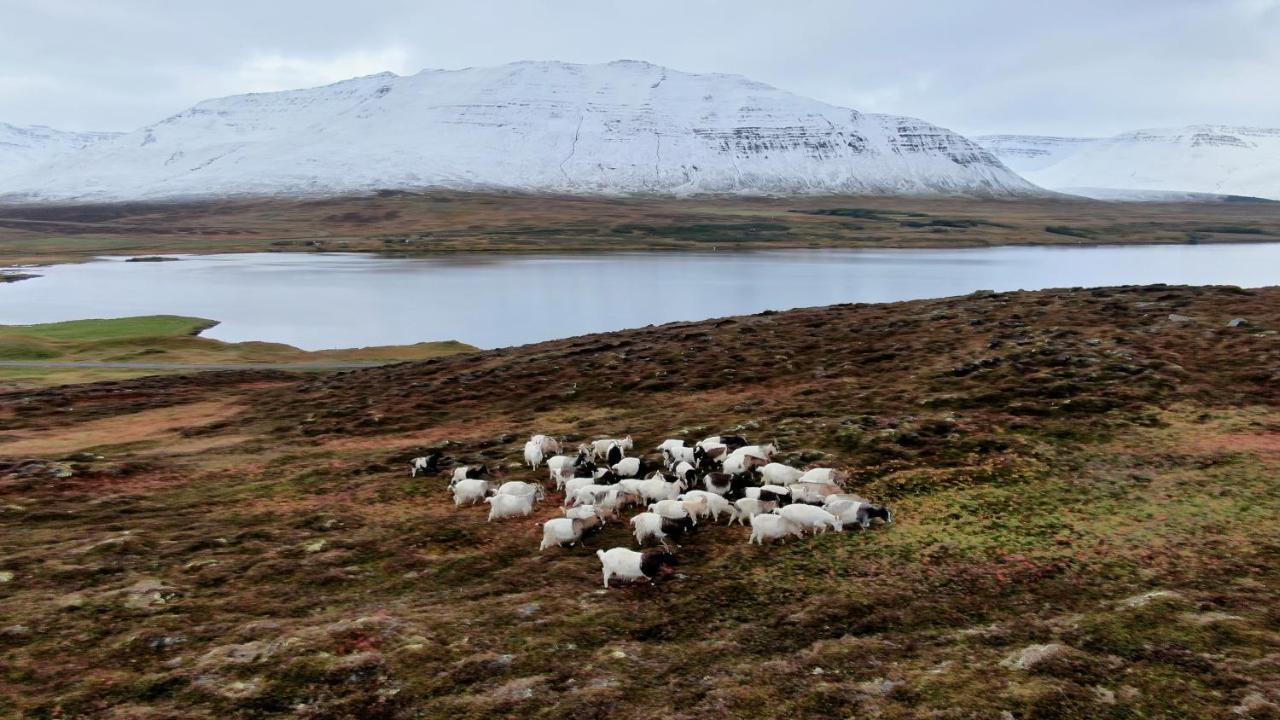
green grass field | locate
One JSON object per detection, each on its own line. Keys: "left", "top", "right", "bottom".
{"left": 0, "top": 315, "right": 474, "bottom": 387}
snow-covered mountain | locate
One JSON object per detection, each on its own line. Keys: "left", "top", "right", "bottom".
{"left": 976, "top": 126, "right": 1280, "bottom": 200}
{"left": 972, "top": 135, "right": 1101, "bottom": 174}
{"left": 0, "top": 60, "right": 1039, "bottom": 201}
{"left": 0, "top": 123, "right": 120, "bottom": 182}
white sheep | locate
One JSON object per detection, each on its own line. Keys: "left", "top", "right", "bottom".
{"left": 612, "top": 457, "right": 645, "bottom": 478}
{"left": 449, "top": 464, "right": 488, "bottom": 488}
{"left": 570, "top": 484, "right": 616, "bottom": 507}
{"left": 760, "top": 462, "right": 804, "bottom": 485}
{"left": 796, "top": 467, "right": 844, "bottom": 487}
{"left": 745, "top": 484, "right": 792, "bottom": 500}
{"left": 722, "top": 452, "right": 767, "bottom": 476}
{"left": 593, "top": 486, "right": 640, "bottom": 513}
{"left": 822, "top": 493, "right": 868, "bottom": 508}
{"left": 656, "top": 439, "right": 685, "bottom": 453}
{"left": 672, "top": 461, "right": 697, "bottom": 484}
{"left": 564, "top": 504, "right": 602, "bottom": 519}
{"left": 545, "top": 455, "right": 579, "bottom": 489}
{"left": 409, "top": 455, "right": 436, "bottom": 477}
{"left": 787, "top": 482, "right": 841, "bottom": 504}
{"left": 496, "top": 480, "right": 545, "bottom": 501}
{"left": 630, "top": 512, "right": 671, "bottom": 547}
{"left": 523, "top": 440, "right": 544, "bottom": 469}
{"left": 485, "top": 492, "right": 536, "bottom": 521}
{"left": 590, "top": 435, "right": 633, "bottom": 459}
{"left": 563, "top": 476, "right": 597, "bottom": 505}
{"left": 731, "top": 497, "right": 776, "bottom": 525}
{"left": 748, "top": 513, "right": 803, "bottom": 544}
{"left": 728, "top": 442, "right": 777, "bottom": 461}
{"left": 775, "top": 504, "right": 843, "bottom": 534}
{"left": 451, "top": 478, "right": 492, "bottom": 506}
{"left": 638, "top": 475, "right": 685, "bottom": 503}
{"left": 648, "top": 499, "right": 693, "bottom": 524}
{"left": 827, "top": 500, "right": 893, "bottom": 529}
{"left": 663, "top": 445, "right": 697, "bottom": 468}
{"left": 596, "top": 547, "right": 678, "bottom": 588}
{"left": 539, "top": 514, "right": 605, "bottom": 550}
{"left": 680, "top": 490, "right": 733, "bottom": 522}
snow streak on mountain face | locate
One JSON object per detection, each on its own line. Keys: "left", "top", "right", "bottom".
{"left": 0, "top": 61, "right": 1039, "bottom": 201}
{"left": 977, "top": 127, "right": 1280, "bottom": 201}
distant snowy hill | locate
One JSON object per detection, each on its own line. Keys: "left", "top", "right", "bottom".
{"left": 0, "top": 123, "right": 120, "bottom": 183}
{"left": 977, "top": 126, "right": 1280, "bottom": 200}
{"left": 0, "top": 60, "right": 1038, "bottom": 202}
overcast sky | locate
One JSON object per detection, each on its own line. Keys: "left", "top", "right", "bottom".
{"left": 3, "top": 0, "right": 1277, "bottom": 138}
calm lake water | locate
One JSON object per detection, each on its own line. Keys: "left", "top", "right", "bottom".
{"left": 3, "top": 245, "right": 1279, "bottom": 350}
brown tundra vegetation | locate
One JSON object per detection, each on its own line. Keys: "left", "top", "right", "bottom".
{"left": 1, "top": 283, "right": 1279, "bottom": 718}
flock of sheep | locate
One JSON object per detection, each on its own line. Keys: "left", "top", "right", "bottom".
{"left": 412, "top": 433, "right": 892, "bottom": 588}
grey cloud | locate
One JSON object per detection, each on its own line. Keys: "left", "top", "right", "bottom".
{"left": 0, "top": 0, "right": 1275, "bottom": 137}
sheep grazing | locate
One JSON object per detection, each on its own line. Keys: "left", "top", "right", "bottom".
{"left": 729, "top": 442, "right": 778, "bottom": 462}
{"left": 575, "top": 485, "right": 638, "bottom": 514}
{"left": 775, "top": 505, "right": 843, "bottom": 534}
{"left": 746, "top": 484, "right": 793, "bottom": 507}
{"left": 787, "top": 482, "right": 842, "bottom": 504}
{"left": 523, "top": 440, "right": 544, "bottom": 469}
{"left": 546, "top": 448, "right": 590, "bottom": 489}
{"left": 597, "top": 547, "right": 678, "bottom": 588}
{"left": 449, "top": 464, "right": 489, "bottom": 488}
{"left": 634, "top": 511, "right": 696, "bottom": 547}
{"left": 796, "top": 467, "right": 845, "bottom": 487}
{"left": 822, "top": 493, "right": 868, "bottom": 508}
{"left": 563, "top": 476, "right": 597, "bottom": 505}
{"left": 662, "top": 445, "right": 697, "bottom": 468}
{"left": 672, "top": 461, "right": 698, "bottom": 485}
{"left": 452, "top": 478, "right": 492, "bottom": 506}
{"left": 730, "top": 497, "right": 777, "bottom": 525}
{"left": 605, "top": 441, "right": 625, "bottom": 467}
{"left": 656, "top": 439, "right": 685, "bottom": 453}
{"left": 702, "top": 472, "right": 733, "bottom": 496}
{"left": 409, "top": 451, "right": 440, "bottom": 477}
{"left": 638, "top": 474, "right": 685, "bottom": 503}
{"left": 590, "top": 435, "right": 633, "bottom": 460}
{"left": 630, "top": 512, "right": 671, "bottom": 547}
{"left": 564, "top": 504, "right": 602, "bottom": 520}
{"left": 611, "top": 456, "right": 647, "bottom": 479}
{"left": 569, "top": 484, "right": 612, "bottom": 507}
{"left": 531, "top": 434, "right": 561, "bottom": 455}
{"left": 485, "top": 492, "right": 537, "bottom": 521}
{"left": 496, "top": 480, "right": 545, "bottom": 501}
{"left": 649, "top": 498, "right": 693, "bottom": 523}
{"left": 680, "top": 490, "right": 733, "bottom": 522}
{"left": 693, "top": 442, "right": 728, "bottom": 464}
{"left": 748, "top": 514, "right": 804, "bottom": 544}
{"left": 539, "top": 514, "right": 605, "bottom": 550}
{"left": 760, "top": 462, "right": 803, "bottom": 485}
{"left": 722, "top": 452, "right": 767, "bottom": 476}
{"left": 827, "top": 500, "right": 893, "bottom": 529}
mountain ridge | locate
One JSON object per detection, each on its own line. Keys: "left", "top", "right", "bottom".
{"left": 977, "top": 125, "right": 1280, "bottom": 200}
{"left": 0, "top": 60, "right": 1040, "bottom": 202}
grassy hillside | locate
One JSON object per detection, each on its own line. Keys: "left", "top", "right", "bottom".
{"left": 2, "top": 192, "right": 1280, "bottom": 264}
{"left": 0, "top": 315, "right": 473, "bottom": 387}
{"left": 0, "top": 286, "right": 1278, "bottom": 718}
